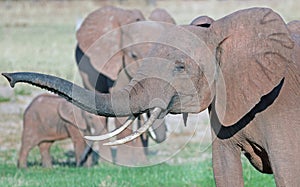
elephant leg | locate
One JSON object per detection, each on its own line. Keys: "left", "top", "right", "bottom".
{"left": 18, "top": 130, "right": 38, "bottom": 168}
{"left": 138, "top": 116, "right": 149, "bottom": 155}
{"left": 150, "top": 118, "right": 167, "bottom": 143}
{"left": 81, "top": 145, "right": 93, "bottom": 167}
{"left": 74, "top": 140, "right": 88, "bottom": 167}
{"left": 18, "top": 142, "right": 35, "bottom": 168}
{"left": 115, "top": 117, "right": 147, "bottom": 166}
{"left": 212, "top": 138, "right": 244, "bottom": 187}
{"left": 38, "top": 141, "right": 53, "bottom": 168}
{"left": 268, "top": 154, "right": 300, "bottom": 186}
{"left": 68, "top": 125, "right": 90, "bottom": 167}
{"left": 97, "top": 117, "right": 113, "bottom": 164}
{"left": 265, "top": 135, "right": 300, "bottom": 186}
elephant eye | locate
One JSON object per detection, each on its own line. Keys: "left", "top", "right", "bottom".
{"left": 197, "top": 23, "right": 211, "bottom": 28}
{"left": 136, "top": 18, "right": 141, "bottom": 21}
{"left": 174, "top": 60, "right": 185, "bottom": 73}
{"left": 130, "top": 52, "right": 138, "bottom": 59}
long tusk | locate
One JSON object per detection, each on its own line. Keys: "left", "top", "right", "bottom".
{"left": 141, "top": 113, "right": 157, "bottom": 139}
{"left": 104, "top": 107, "right": 162, "bottom": 146}
{"left": 84, "top": 116, "right": 135, "bottom": 141}
{"left": 148, "top": 126, "right": 157, "bottom": 140}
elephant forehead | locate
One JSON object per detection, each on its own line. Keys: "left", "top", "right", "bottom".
{"left": 158, "top": 25, "right": 214, "bottom": 62}
{"left": 136, "top": 57, "right": 173, "bottom": 78}
{"left": 121, "top": 21, "right": 176, "bottom": 46}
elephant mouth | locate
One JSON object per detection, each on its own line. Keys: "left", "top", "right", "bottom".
{"left": 168, "top": 92, "right": 201, "bottom": 114}
{"left": 85, "top": 107, "right": 163, "bottom": 146}
{"left": 89, "top": 92, "right": 200, "bottom": 146}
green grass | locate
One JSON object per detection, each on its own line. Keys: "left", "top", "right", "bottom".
{"left": 0, "top": 158, "right": 275, "bottom": 187}
{"left": 0, "top": 24, "right": 77, "bottom": 84}
{"left": 14, "top": 86, "right": 32, "bottom": 96}
{"left": 0, "top": 97, "right": 10, "bottom": 102}
{"left": 0, "top": 142, "right": 275, "bottom": 187}
{"left": 0, "top": 163, "right": 210, "bottom": 187}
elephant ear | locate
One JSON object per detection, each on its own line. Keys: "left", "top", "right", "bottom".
{"left": 287, "top": 20, "right": 300, "bottom": 45}
{"left": 149, "top": 8, "right": 176, "bottom": 24}
{"left": 213, "top": 8, "right": 294, "bottom": 126}
{"left": 76, "top": 7, "right": 123, "bottom": 80}
{"left": 287, "top": 20, "right": 300, "bottom": 35}
{"left": 58, "top": 101, "right": 87, "bottom": 130}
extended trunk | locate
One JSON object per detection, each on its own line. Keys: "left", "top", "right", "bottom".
{"left": 2, "top": 72, "right": 135, "bottom": 117}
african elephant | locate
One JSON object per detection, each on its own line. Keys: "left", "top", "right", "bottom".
{"left": 75, "top": 6, "right": 147, "bottom": 165}
{"left": 18, "top": 94, "right": 108, "bottom": 168}
{"left": 3, "top": 7, "right": 300, "bottom": 186}
{"left": 75, "top": 7, "right": 176, "bottom": 164}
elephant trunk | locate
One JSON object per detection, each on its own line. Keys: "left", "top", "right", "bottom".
{"left": 2, "top": 72, "right": 134, "bottom": 117}
{"left": 2, "top": 72, "right": 166, "bottom": 145}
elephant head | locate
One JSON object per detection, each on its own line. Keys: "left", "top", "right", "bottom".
{"left": 115, "top": 8, "right": 177, "bottom": 80}
{"left": 76, "top": 6, "right": 145, "bottom": 81}
{"left": 2, "top": 8, "right": 295, "bottom": 145}
{"left": 58, "top": 100, "right": 105, "bottom": 135}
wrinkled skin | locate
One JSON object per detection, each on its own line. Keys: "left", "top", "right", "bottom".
{"left": 3, "top": 8, "right": 300, "bottom": 186}
{"left": 75, "top": 7, "right": 175, "bottom": 163}
{"left": 18, "top": 94, "right": 107, "bottom": 168}
{"left": 287, "top": 20, "right": 300, "bottom": 46}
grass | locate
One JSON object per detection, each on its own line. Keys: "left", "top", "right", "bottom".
{"left": 0, "top": 142, "right": 275, "bottom": 187}
{"left": 0, "top": 158, "right": 275, "bottom": 187}
{"left": 14, "top": 86, "right": 32, "bottom": 96}
{"left": 0, "top": 97, "right": 10, "bottom": 103}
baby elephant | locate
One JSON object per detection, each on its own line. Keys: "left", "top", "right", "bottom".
{"left": 18, "top": 94, "right": 105, "bottom": 168}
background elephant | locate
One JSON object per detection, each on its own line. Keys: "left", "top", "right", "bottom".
{"left": 75, "top": 7, "right": 176, "bottom": 164}
{"left": 75, "top": 6, "right": 147, "bottom": 165}
{"left": 4, "top": 7, "right": 300, "bottom": 186}
{"left": 18, "top": 94, "right": 108, "bottom": 168}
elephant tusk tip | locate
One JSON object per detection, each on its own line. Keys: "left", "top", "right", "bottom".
{"left": 2, "top": 73, "right": 16, "bottom": 88}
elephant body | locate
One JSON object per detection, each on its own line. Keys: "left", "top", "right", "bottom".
{"left": 4, "top": 7, "right": 300, "bottom": 186}
{"left": 18, "top": 94, "right": 107, "bottom": 168}
{"left": 210, "top": 74, "right": 300, "bottom": 186}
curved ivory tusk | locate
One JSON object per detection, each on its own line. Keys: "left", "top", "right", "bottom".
{"left": 104, "top": 107, "right": 162, "bottom": 146}
{"left": 148, "top": 126, "right": 157, "bottom": 140}
{"left": 84, "top": 116, "right": 135, "bottom": 141}
{"left": 141, "top": 113, "right": 157, "bottom": 139}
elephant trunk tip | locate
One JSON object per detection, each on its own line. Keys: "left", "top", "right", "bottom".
{"left": 2, "top": 73, "right": 16, "bottom": 88}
